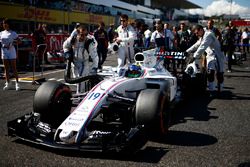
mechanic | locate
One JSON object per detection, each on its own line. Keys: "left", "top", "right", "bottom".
{"left": 63, "top": 26, "right": 98, "bottom": 93}
{"left": 151, "top": 20, "right": 175, "bottom": 72}
{"left": 186, "top": 24, "right": 225, "bottom": 93}
{"left": 114, "top": 14, "right": 136, "bottom": 70}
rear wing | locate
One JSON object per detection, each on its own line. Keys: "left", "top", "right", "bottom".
{"left": 135, "top": 49, "right": 188, "bottom": 74}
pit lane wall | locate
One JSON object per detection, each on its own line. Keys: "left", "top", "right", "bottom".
{"left": 0, "top": 2, "right": 115, "bottom": 67}
{"left": 15, "top": 33, "right": 69, "bottom": 68}
{"left": 0, "top": 2, "right": 115, "bottom": 27}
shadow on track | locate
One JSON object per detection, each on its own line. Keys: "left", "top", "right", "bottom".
{"left": 149, "top": 130, "right": 217, "bottom": 147}
{"left": 13, "top": 138, "right": 167, "bottom": 164}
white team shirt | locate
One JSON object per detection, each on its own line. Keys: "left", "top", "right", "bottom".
{"left": 0, "top": 30, "right": 18, "bottom": 59}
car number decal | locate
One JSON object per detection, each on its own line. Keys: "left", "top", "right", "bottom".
{"left": 57, "top": 78, "right": 127, "bottom": 133}
{"left": 87, "top": 92, "right": 101, "bottom": 100}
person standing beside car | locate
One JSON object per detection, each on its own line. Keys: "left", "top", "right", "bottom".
{"left": 151, "top": 20, "right": 165, "bottom": 50}
{"left": 177, "top": 23, "right": 190, "bottom": 51}
{"left": 164, "top": 23, "right": 174, "bottom": 51}
{"left": 221, "top": 23, "right": 235, "bottom": 73}
{"left": 0, "top": 18, "right": 21, "bottom": 91}
{"left": 63, "top": 26, "right": 98, "bottom": 93}
{"left": 241, "top": 27, "right": 249, "bottom": 54}
{"left": 205, "top": 19, "right": 222, "bottom": 42}
{"left": 107, "top": 23, "right": 115, "bottom": 43}
{"left": 114, "top": 14, "right": 136, "bottom": 69}
{"left": 94, "top": 21, "right": 109, "bottom": 71}
{"left": 186, "top": 24, "right": 225, "bottom": 93}
{"left": 32, "top": 23, "right": 47, "bottom": 66}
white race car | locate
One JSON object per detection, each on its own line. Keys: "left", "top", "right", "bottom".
{"left": 8, "top": 49, "right": 191, "bottom": 152}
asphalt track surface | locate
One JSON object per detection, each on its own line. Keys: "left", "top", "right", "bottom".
{"left": 0, "top": 53, "right": 250, "bottom": 167}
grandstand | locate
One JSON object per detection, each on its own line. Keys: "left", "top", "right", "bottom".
{"left": 0, "top": 0, "right": 201, "bottom": 33}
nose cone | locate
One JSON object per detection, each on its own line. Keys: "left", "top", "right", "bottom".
{"left": 59, "top": 130, "right": 76, "bottom": 143}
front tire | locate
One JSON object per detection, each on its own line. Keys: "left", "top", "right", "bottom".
{"left": 33, "top": 81, "right": 72, "bottom": 127}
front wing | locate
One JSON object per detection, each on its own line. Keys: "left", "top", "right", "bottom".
{"left": 7, "top": 113, "right": 146, "bottom": 153}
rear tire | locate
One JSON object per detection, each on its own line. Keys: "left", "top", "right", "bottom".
{"left": 33, "top": 81, "right": 72, "bottom": 127}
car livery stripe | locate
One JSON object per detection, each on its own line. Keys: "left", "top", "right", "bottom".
{"left": 75, "top": 78, "right": 130, "bottom": 143}
{"left": 57, "top": 78, "right": 129, "bottom": 142}
{"left": 74, "top": 79, "right": 107, "bottom": 108}
{"left": 81, "top": 78, "right": 128, "bottom": 127}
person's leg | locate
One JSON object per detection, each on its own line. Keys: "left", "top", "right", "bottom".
{"left": 73, "top": 61, "right": 80, "bottom": 94}
{"left": 101, "top": 50, "right": 107, "bottom": 66}
{"left": 216, "top": 72, "right": 224, "bottom": 93}
{"left": 207, "top": 69, "right": 215, "bottom": 91}
{"left": 97, "top": 50, "right": 102, "bottom": 69}
{"left": 227, "top": 50, "right": 233, "bottom": 72}
{"left": 247, "top": 39, "right": 250, "bottom": 53}
{"left": 126, "top": 46, "right": 134, "bottom": 65}
{"left": 3, "top": 59, "right": 10, "bottom": 82}
{"left": 242, "top": 39, "right": 247, "bottom": 53}
{"left": 10, "top": 59, "right": 20, "bottom": 91}
{"left": 10, "top": 59, "right": 19, "bottom": 82}
{"left": 2, "top": 59, "right": 11, "bottom": 90}
{"left": 117, "top": 47, "right": 125, "bottom": 68}
{"left": 78, "top": 61, "right": 85, "bottom": 93}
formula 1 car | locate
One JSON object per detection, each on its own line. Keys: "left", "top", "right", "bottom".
{"left": 7, "top": 49, "right": 203, "bottom": 152}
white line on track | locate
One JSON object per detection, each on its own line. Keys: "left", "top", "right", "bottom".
{"left": 26, "top": 69, "right": 65, "bottom": 78}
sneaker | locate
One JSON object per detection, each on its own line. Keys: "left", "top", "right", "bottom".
{"left": 15, "top": 82, "right": 20, "bottom": 91}
{"left": 3, "top": 82, "right": 11, "bottom": 90}
{"left": 227, "top": 70, "right": 232, "bottom": 73}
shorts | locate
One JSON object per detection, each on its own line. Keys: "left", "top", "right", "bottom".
{"left": 1, "top": 47, "right": 17, "bottom": 60}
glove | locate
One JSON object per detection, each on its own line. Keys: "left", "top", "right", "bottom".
{"left": 189, "top": 56, "right": 196, "bottom": 63}
{"left": 64, "top": 51, "right": 73, "bottom": 62}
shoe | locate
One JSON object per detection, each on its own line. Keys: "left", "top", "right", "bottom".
{"left": 97, "top": 68, "right": 102, "bottom": 72}
{"left": 15, "top": 82, "right": 20, "bottom": 91}
{"left": 227, "top": 70, "right": 232, "bottom": 73}
{"left": 3, "top": 82, "right": 11, "bottom": 90}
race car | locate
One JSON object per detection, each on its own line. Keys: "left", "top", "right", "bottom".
{"left": 7, "top": 49, "right": 202, "bottom": 152}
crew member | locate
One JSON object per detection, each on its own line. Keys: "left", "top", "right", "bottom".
{"left": 186, "top": 24, "right": 225, "bottom": 93}
{"left": 63, "top": 26, "right": 98, "bottom": 93}
{"left": 114, "top": 14, "right": 136, "bottom": 70}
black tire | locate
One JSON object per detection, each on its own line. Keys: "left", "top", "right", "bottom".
{"left": 182, "top": 71, "right": 207, "bottom": 97}
{"left": 196, "top": 72, "right": 207, "bottom": 94}
{"left": 181, "top": 72, "right": 192, "bottom": 97}
{"left": 33, "top": 81, "right": 72, "bottom": 127}
{"left": 135, "top": 88, "right": 170, "bottom": 134}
